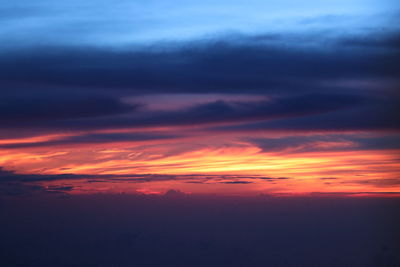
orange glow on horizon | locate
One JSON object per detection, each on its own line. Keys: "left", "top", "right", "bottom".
{"left": 1, "top": 135, "right": 399, "bottom": 196}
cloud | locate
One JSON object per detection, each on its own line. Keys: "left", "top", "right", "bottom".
{"left": 0, "top": 132, "right": 180, "bottom": 149}
{"left": 220, "top": 181, "right": 253, "bottom": 184}
{"left": 341, "top": 178, "right": 400, "bottom": 187}
{"left": 0, "top": 31, "right": 397, "bottom": 138}
{"left": 214, "top": 94, "right": 400, "bottom": 132}
{"left": 0, "top": 182, "right": 44, "bottom": 196}
{"left": 0, "top": 168, "right": 77, "bottom": 195}
{"left": 1, "top": 31, "right": 399, "bottom": 95}
{"left": 247, "top": 134, "right": 400, "bottom": 153}
{"left": 259, "top": 177, "right": 290, "bottom": 180}
{"left": 164, "top": 189, "right": 186, "bottom": 197}
{"left": 0, "top": 92, "right": 138, "bottom": 125}
{"left": 0, "top": 167, "right": 291, "bottom": 184}
{"left": 310, "top": 191, "right": 400, "bottom": 197}
{"left": 0, "top": 167, "right": 179, "bottom": 183}
{"left": 0, "top": 91, "right": 369, "bottom": 138}
{"left": 339, "top": 31, "right": 400, "bottom": 49}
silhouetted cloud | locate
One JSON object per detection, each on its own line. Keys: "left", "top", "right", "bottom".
{"left": 220, "top": 181, "right": 253, "bottom": 184}
{"left": 1, "top": 32, "right": 398, "bottom": 94}
{"left": 0, "top": 167, "right": 292, "bottom": 184}
{"left": 215, "top": 95, "right": 400, "bottom": 132}
{"left": 0, "top": 31, "right": 397, "bottom": 139}
{"left": 342, "top": 178, "right": 400, "bottom": 187}
{"left": 0, "top": 182, "right": 45, "bottom": 196}
{"left": 0, "top": 93, "right": 367, "bottom": 135}
{"left": 0, "top": 132, "right": 180, "bottom": 148}
{"left": 310, "top": 191, "right": 400, "bottom": 197}
{"left": 248, "top": 134, "right": 400, "bottom": 153}
{"left": 0, "top": 93, "right": 138, "bottom": 124}
{"left": 164, "top": 189, "right": 186, "bottom": 197}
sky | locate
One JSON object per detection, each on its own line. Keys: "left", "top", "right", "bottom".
{"left": 1, "top": 2, "right": 400, "bottom": 267}
{"left": 0, "top": 0, "right": 400, "bottom": 197}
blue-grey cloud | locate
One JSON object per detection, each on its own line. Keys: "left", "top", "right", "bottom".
{"left": 214, "top": 95, "right": 400, "bottom": 132}
{"left": 0, "top": 31, "right": 398, "bottom": 141}
{"left": 0, "top": 93, "right": 138, "bottom": 124}
{"left": 248, "top": 134, "right": 400, "bottom": 153}
{"left": 0, "top": 91, "right": 368, "bottom": 134}
{"left": 1, "top": 33, "right": 398, "bottom": 94}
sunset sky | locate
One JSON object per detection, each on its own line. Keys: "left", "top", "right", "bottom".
{"left": 0, "top": 0, "right": 399, "bottom": 196}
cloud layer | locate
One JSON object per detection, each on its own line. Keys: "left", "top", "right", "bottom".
{"left": 0, "top": 3, "right": 399, "bottom": 195}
